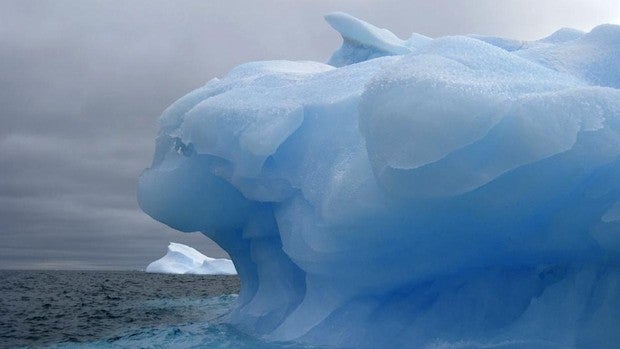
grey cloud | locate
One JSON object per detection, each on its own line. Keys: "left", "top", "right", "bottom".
{"left": 1, "top": 0, "right": 619, "bottom": 269}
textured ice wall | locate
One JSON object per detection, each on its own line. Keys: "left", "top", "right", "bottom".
{"left": 139, "top": 13, "right": 620, "bottom": 348}
{"left": 146, "top": 242, "right": 236, "bottom": 275}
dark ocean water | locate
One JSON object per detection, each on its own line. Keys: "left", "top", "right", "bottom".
{"left": 0, "top": 270, "right": 311, "bottom": 349}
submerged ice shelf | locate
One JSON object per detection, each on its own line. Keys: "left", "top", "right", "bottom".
{"left": 146, "top": 242, "right": 236, "bottom": 275}
{"left": 138, "top": 12, "right": 620, "bottom": 348}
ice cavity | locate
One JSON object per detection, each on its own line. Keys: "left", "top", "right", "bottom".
{"left": 138, "top": 12, "right": 620, "bottom": 349}
{"left": 146, "top": 242, "right": 236, "bottom": 275}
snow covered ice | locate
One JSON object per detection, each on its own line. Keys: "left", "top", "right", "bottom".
{"left": 146, "top": 242, "right": 236, "bottom": 275}
{"left": 138, "top": 12, "right": 620, "bottom": 349}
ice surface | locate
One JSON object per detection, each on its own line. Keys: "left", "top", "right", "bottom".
{"left": 146, "top": 242, "right": 236, "bottom": 275}
{"left": 325, "top": 12, "right": 426, "bottom": 67}
{"left": 139, "top": 13, "right": 620, "bottom": 348}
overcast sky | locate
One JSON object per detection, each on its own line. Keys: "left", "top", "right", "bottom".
{"left": 1, "top": 0, "right": 619, "bottom": 270}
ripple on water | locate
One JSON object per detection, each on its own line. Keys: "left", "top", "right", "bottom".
{"left": 0, "top": 270, "right": 239, "bottom": 348}
{"left": 1, "top": 271, "right": 323, "bottom": 349}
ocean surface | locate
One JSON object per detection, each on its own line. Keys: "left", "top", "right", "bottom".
{"left": 0, "top": 270, "right": 313, "bottom": 349}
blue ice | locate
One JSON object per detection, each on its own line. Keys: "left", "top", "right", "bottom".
{"left": 139, "top": 12, "right": 620, "bottom": 348}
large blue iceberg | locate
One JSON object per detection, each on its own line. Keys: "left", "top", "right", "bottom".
{"left": 138, "top": 13, "right": 620, "bottom": 348}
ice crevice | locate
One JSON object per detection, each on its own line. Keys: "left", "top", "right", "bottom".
{"left": 139, "top": 12, "right": 620, "bottom": 348}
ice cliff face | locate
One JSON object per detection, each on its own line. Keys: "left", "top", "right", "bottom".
{"left": 146, "top": 242, "right": 236, "bottom": 275}
{"left": 138, "top": 12, "right": 620, "bottom": 348}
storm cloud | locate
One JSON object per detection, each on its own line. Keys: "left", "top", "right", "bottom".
{"left": 1, "top": 0, "right": 619, "bottom": 269}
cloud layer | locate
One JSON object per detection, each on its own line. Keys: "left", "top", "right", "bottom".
{"left": 1, "top": 0, "right": 618, "bottom": 269}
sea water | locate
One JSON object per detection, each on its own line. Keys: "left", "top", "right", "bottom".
{"left": 0, "top": 271, "right": 317, "bottom": 349}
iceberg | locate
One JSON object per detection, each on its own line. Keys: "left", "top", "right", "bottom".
{"left": 138, "top": 12, "right": 620, "bottom": 348}
{"left": 146, "top": 242, "right": 236, "bottom": 275}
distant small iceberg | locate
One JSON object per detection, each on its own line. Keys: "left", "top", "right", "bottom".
{"left": 146, "top": 242, "right": 237, "bottom": 275}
